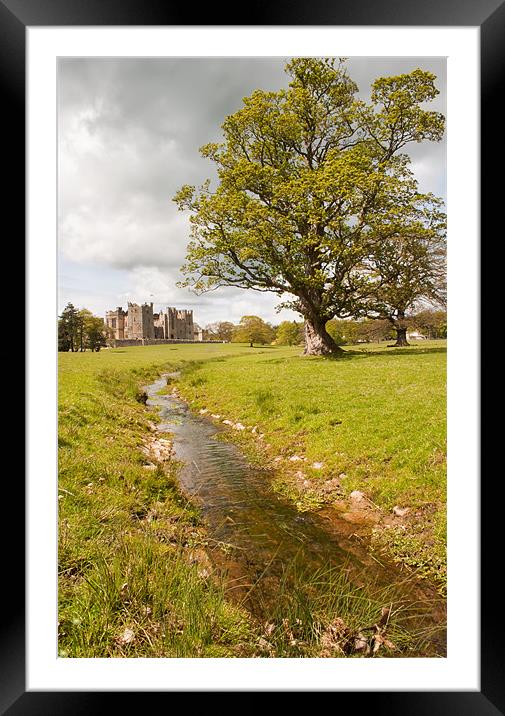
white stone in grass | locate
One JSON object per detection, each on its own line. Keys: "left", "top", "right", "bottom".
{"left": 222, "top": 419, "right": 233, "bottom": 426}
{"left": 393, "top": 506, "right": 410, "bottom": 517}
{"left": 233, "top": 423, "right": 246, "bottom": 431}
{"left": 118, "top": 627, "right": 135, "bottom": 645}
{"left": 349, "top": 490, "right": 367, "bottom": 502}
{"left": 289, "top": 455, "right": 303, "bottom": 462}
{"left": 312, "top": 462, "right": 324, "bottom": 469}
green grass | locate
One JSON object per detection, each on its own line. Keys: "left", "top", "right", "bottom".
{"left": 58, "top": 344, "right": 257, "bottom": 657}
{"left": 59, "top": 339, "right": 446, "bottom": 656}
{"left": 173, "top": 341, "right": 447, "bottom": 588}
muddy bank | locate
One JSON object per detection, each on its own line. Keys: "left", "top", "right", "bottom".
{"left": 146, "top": 375, "right": 446, "bottom": 657}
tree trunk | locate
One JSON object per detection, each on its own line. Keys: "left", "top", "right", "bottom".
{"left": 392, "top": 327, "right": 410, "bottom": 347}
{"left": 303, "top": 318, "right": 343, "bottom": 356}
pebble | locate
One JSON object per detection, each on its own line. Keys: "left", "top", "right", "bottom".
{"left": 393, "top": 505, "right": 410, "bottom": 517}
{"left": 349, "top": 490, "right": 367, "bottom": 502}
{"left": 117, "top": 627, "right": 135, "bottom": 645}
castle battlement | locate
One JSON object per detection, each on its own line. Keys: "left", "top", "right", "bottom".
{"left": 105, "top": 302, "right": 201, "bottom": 342}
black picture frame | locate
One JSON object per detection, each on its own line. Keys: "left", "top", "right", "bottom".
{"left": 4, "top": 0, "right": 492, "bottom": 711}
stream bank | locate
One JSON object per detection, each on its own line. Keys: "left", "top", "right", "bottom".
{"left": 146, "top": 374, "right": 447, "bottom": 658}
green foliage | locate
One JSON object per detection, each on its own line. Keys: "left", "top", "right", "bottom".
{"left": 275, "top": 320, "right": 303, "bottom": 346}
{"left": 204, "top": 320, "right": 235, "bottom": 342}
{"left": 325, "top": 319, "right": 347, "bottom": 345}
{"left": 363, "top": 194, "right": 447, "bottom": 336}
{"left": 83, "top": 312, "right": 107, "bottom": 351}
{"left": 174, "top": 58, "right": 446, "bottom": 353}
{"left": 58, "top": 303, "right": 79, "bottom": 352}
{"left": 409, "top": 309, "right": 447, "bottom": 339}
{"left": 58, "top": 304, "right": 107, "bottom": 352}
{"left": 325, "top": 318, "right": 394, "bottom": 345}
{"left": 231, "top": 315, "right": 275, "bottom": 346}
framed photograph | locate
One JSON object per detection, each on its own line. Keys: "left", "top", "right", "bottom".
{"left": 5, "top": 0, "right": 493, "bottom": 710}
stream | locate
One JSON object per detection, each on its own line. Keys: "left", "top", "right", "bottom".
{"left": 146, "top": 374, "right": 446, "bottom": 657}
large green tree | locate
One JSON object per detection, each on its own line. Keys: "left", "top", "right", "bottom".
{"left": 174, "top": 58, "right": 445, "bottom": 355}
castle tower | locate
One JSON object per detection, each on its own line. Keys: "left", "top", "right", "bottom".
{"left": 166, "top": 307, "right": 194, "bottom": 340}
{"left": 105, "top": 306, "right": 127, "bottom": 339}
{"left": 126, "top": 302, "right": 155, "bottom": 339}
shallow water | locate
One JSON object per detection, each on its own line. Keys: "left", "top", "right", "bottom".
{"left": 146, "top": 374, "right": 446, "bottom": 656}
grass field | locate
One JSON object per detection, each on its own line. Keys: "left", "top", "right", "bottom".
{"left": 58, "top": 339, "right": 446, "bottom": 656}
{"left": 174, "top": 341, "right": 447, "bottom": 587}
{"left": 58, "top": 343, "right": 257, "bottom": 657}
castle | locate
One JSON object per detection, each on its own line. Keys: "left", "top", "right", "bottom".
{"left": 105, "top": 302, "right": 203, "bottom": 342}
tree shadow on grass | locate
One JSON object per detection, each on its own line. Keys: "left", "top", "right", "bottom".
{"left": 337, "top": 345, "right": 447, "bottom": 360}
{"left": 283, "top": 345, "right": 447, "bottom": 364}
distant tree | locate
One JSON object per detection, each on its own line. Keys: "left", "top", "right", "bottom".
{"left": 410, "top": 309, "right": 447, "bottom": 339}
{"left": 204, "top": 321, "right": 236, "bottom": 342}
{"left": 275, "top": 320, "right": 303, "bottom": 346}
{"left": 58, "top": 320, "right": 71, "bottom": 352}
{"left": 325, "top": 319, "right": 347, "bottom": 346}
{"left": 232, "top": 315, "right": 275, "bottom": 347}
{"left": 355, "top": 318, "right": 395, "bottom": 343}
{"left": 365, "top": 193, "right": 446, "bottom": 346}
{"left": 326, "top": 317, "right": 394, "bottom": 345}
{"left": 77, "top": 308, "right": 94, "bottom": 351}
{"left": 58, "top": 304, "right": 107, "bottom": 351}
{"left": 174, "top": 58, "right": 445, "bottom": 355}
{"left": 85, "top": 315, "right": 107, "bottom": 351}
{"left": 58, "top": 303, "right": 79, "bottom": 352}
{"left": 326, "top": 319, "right": 361, "bottom": 345}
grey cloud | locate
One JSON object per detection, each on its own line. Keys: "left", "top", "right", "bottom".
{"left": 58, "top": 56, "right": 446, "bottom": 320}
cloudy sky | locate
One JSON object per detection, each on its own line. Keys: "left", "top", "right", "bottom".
{"left": 58, "top": 56, "right": 446, "bottom": 326}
